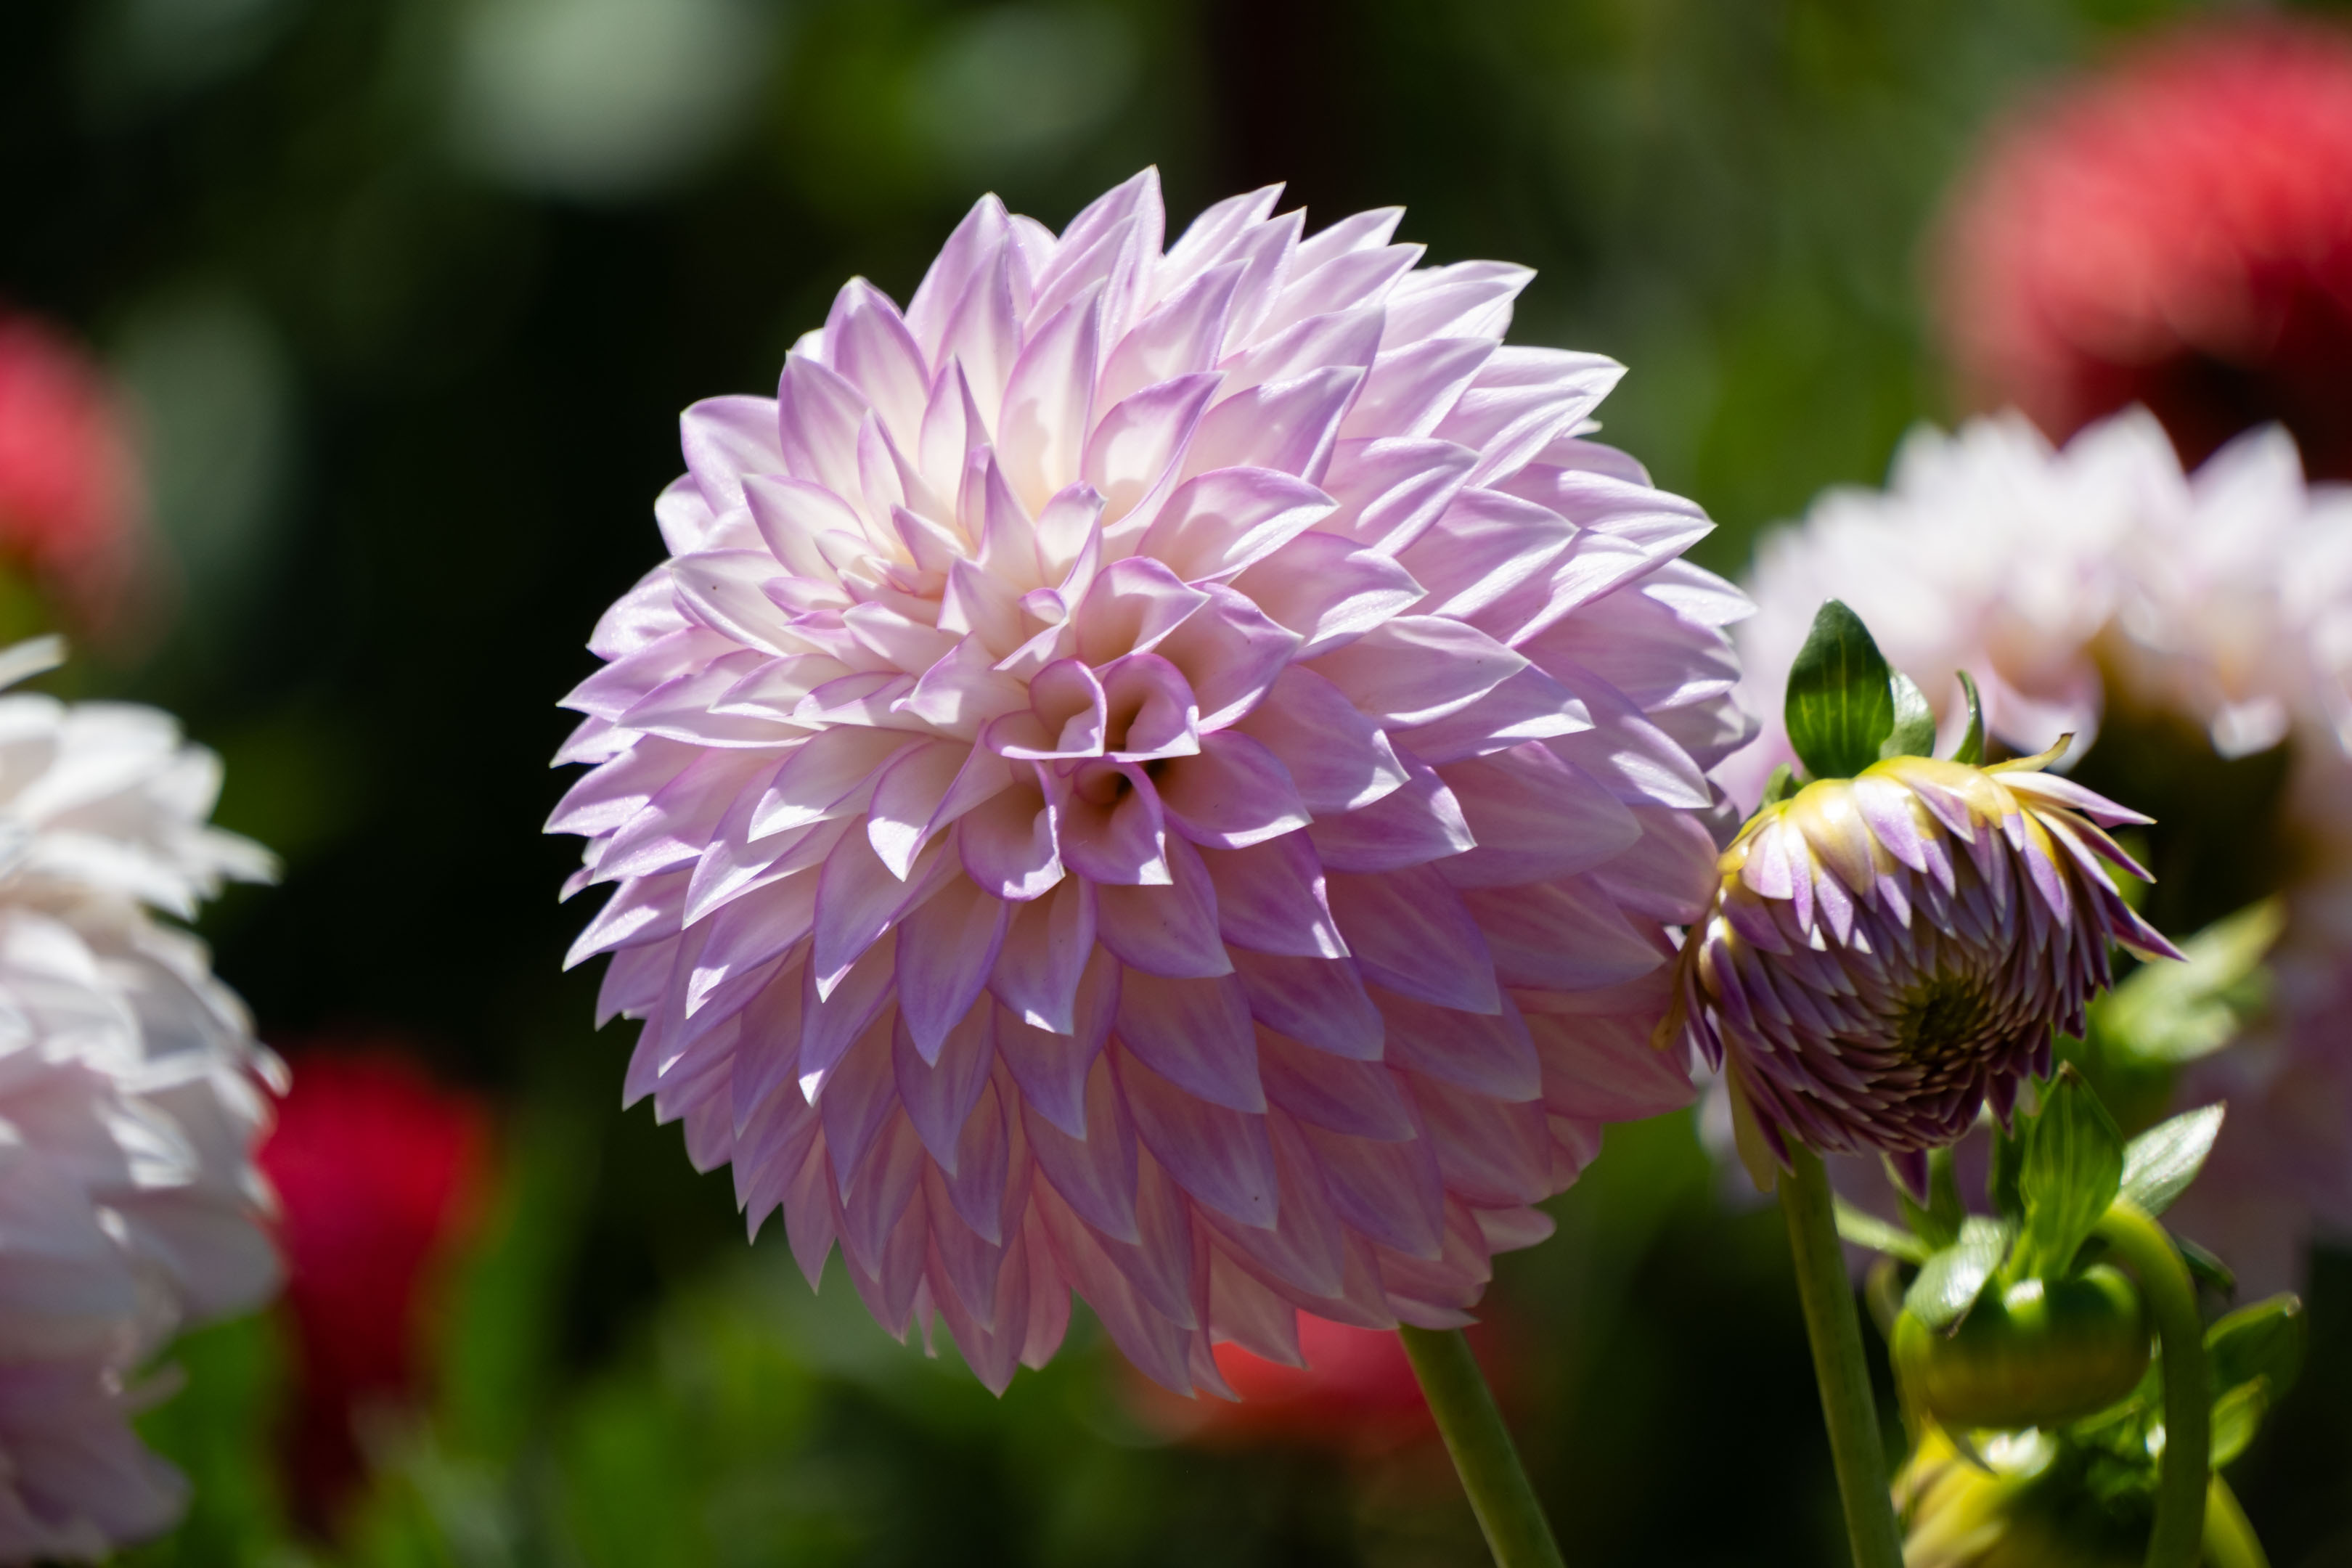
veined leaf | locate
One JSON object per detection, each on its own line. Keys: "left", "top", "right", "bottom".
{"left": 1882, "top": 671, "right": 1937, "bottom": 759}
{"left": 2118, "top": 1105, "right": 2226, "bottom": 1218}
{"left": 2208, "top": 1295, "right": 2306, "bottom": 1406}
{"left": 1834, "top": 1199, "right": 1931, "bottom": 1263}
{"left": 2091, "top": 899, "right": 2282, "bottom": 1066}
{"left": 1786, "top": 600, "right": 1898, "bottom": 781}
{"left": 2014, "top": 1065, "right": 2124, "bottom": 1280}
{"left": 1904, "top": 1216, "right": 2014, "bottom": 1331}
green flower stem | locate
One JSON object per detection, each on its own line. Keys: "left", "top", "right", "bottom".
{"left": 2203, "top": 1477, "right": 2270, "bottom": 1568}
{"left": 1397, "top": 1325, "right": 1566, "bottom": 1568}
{"left": 1780, "top": 1147, "right": 1906, "bottom": 1568}
{"left": 2094, "top": 1201, "right": 2209, "bottom": 1568}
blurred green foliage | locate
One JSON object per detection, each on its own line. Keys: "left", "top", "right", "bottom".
{"left": 9, "top": 0, "right": 2352, "bottom": 1561}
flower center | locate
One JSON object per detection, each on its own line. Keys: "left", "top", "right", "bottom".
{"left": 1895, "top": 973, "right": 2000, "bottom": 1066}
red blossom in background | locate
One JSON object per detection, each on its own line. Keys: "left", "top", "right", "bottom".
{"left": 1938, "top": 17, "right": 2352, "bottom": 478}
{"left": 0, "top": 310, "right": 147, "bottom": 634}
{"left": 258, "top": 1048, "right": 491, "bottom": 1532}
{"left": 1130, "top": 1314, "right": 1446, "bottom": 1458}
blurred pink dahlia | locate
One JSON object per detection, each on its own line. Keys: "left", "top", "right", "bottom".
{"left": 1939, "top": 16, "right": 2352, "bottom": 478}
{"left": 551, "top": 172, "right": 1751, "bottom": 1394}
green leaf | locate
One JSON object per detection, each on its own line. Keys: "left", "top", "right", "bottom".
{"left": 2014, "top": 1065, "right": 2126, "bottom": 1279}
{"left": 1951, "top": 670, "right": 1986, "bottom": 765}
{"left": 2179, "top": 1236, "right": 2237, "bottom": 1297}
{"left": 2208, "top": 1295, "right": 2306, "bottom": 1405}
{"left": 1834, "top": 1199, "right": 1931, "bottom": 1263}
{"left": 1882, "top": 671, "right": 1937, "bottom": 759}
{"left": 2118, "top": 1105, "right": 2226, "bottom": 1218}
{"left": 2090, "top": 899, "right": 2283, "bottom": 1066}
{"left": 1891, "top": 1147, "right": 1964, "bottom": 1249}
{"left": 1784, "top": 600, "right": 1898, "bottom": 781}
{"left": 1760, "top": 763, "right": 1800, "bottom": 808}
{"left": 1904, "top": 1216, "right": 2014, "bottom": 1331}
{"left": 2208, "top": 1380, "right": 2269, "bottom": 1469}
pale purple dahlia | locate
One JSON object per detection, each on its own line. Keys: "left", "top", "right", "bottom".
{"left": 551, "top": 172, "right": 1750, "bottom": 1394}
{"left": 1668, "top": 753, "right": 2178, "bottom": 1195}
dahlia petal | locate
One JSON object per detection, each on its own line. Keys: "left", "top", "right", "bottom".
{"left": 1151, "top": 584, "right": 1302, "bottom": 730}
{"left": 1202, "top": 833, "right": 1344, "bottom": 958}
{"left": 1326, "top": 865, "right": 1500, "bottom": 1014}
{"left": 843, "top": 600, "right": 960, "bottom": 674}
{"left": 754, "top": 729, "right": 914, "bottom": 837}
{"left": 1527, "top": 1010, "right": 1695, "bottom": 1122}
{"left": 1303, "top": 753, "right": 1474, "bottom": 873}
{"left": 1538, "top": 662, "right": 1712, "bottom": 809}
{"left": 651, "top": 478, "right": 722, "bottom": 559}
{"left": 1206, "top": 209, "right": 1307, "bottom": 351}
{"left": 1116, "top": 1046, "right": 1278, "bottom": 1229}
{"left": 680, "top": 396, "right": 785, "bottom": 515}
{"left": 939, "top": 1077, "right": 1013, "bottom": 1244}
{"left": 1585, "top": 807, "right": 1721, "bottom": 924}
{"left": 1114, "top": 968, "right": 1262, "bottom": 1112}
{"left": 1441, "top": 349, "right": 1625, "bottom": 487}
{"left": 1135, "top": 467, "right": 1336, "bottom": 584}
{"left": 593, "top": 749, "right": 772, "bottom": 883}
{"left": 867, "top": 738, "right": 978, "bottom": 878}
{"left": 1339, "top": 337, "right": 1496, "bottom": 441}
{"left": 926, "top": 1167, "right": 1013, "bottom": 1343}
{"left": 1395, "top": 489, "right": 1575, "bottom": 621}
{"left": 1231, "top": 531, "right": 1426, "bottom": 658}
{"left": 1257, "top": 1027, "right": 1415, "bottom": 1140}
{"left": 1230, "top": 950, "right": 1385, "bottom": 1060}
{"left": 1229, "top": 666, "right": 1409, "bottom": 814}
{"left": 1073, "top": 556, "right": 1210, "bottom": 666}
{"left": 1310, "top": 615, "right": 1528, "bottom": 727}
{"left": 1199, "top": 1108, "right": 1349, "bottom": 1299}
{"left": 905, "top": 193, "right": 1009, "bottom": 362}
{"left": 1181, "top": 367, "right": 1362, "bottom": 486}
{"left": 1390, "top": 665, "right": 1590, "bottom": 764}
{"left": 798, "top": 934, "right": 897, "bottom": 1100}
{"left": 1153, "top": 731, "right": 1311, "bottom": 851}
{"left": 1291, "top": 207, "right": 1405, "bottom": 274}
{"left": 894, "top": 1002, "right": 996, "bottom": 1169}
{"left": 1434, "top": 746, "right": 1642, "bottom": 888}
{"left": 1319, "top": 437, "right": 1478, "bottom": 554}
{"left": 894, "top": 877, "right": 1010, "bottom": 1058}
{"left": 544, "top": 738, "right": 698, "bottom": 838}
{"left": 994, "top": 945, "right": 1119, "bottom": 1136}
{"left": 669, "top": 552, "right": 801, "bottom": 656}
{"left": 1373, "top": 987, "right": 1542, "bottom": 1103}
{"left": 956, "top": 768, "right": 1062, "bottom": 900}
{"left": 562, "top": 627, "right": 733, "bottom": 720}
{"left": 1161, "top": 186, "right": 1283, "bottom": 290}
{"left": 1054, "top": 761, "right": 1167, "bottom": 885}
{"left": 840, "top": 1113, "right": 926, "bottom": 1278}
{"left": 1032, "top": 1184, "right": 1195, "bottom": 1392}
{"left": 1098, "top": 653, "right": 1201, "bottom": 761}
{"left": 563, "top": 872, "right": 687, "bottom": 969}
{"left": 1205, "top": 1249, "right": 1307, "bottom": 1363}
{"left": 997, "top": 295, "right": 1101, "bottom": 515}
{"left": 624, "top": 654, "right": 801, "bottom": 747}
{"left": 1299, "top": 1117, "right": 1446, "bottom": 1259}
{"left": 812, "top": 828, "right": 938, "bottom": 995}
{"left": 1382, "top": 260, "right": 1533, "bottom": 344}
{"left": 1222, "top": 307, "right": 1384, "bottom": 396}
{"left": 777, "top": 354, "right": 876, "bottom": 507}
{"left": 1021, "top": 1051, "right": 1139, "bottom": 1239}
{"left": 1407, "top": 1072, "right": 1553, "bottom": 1208}
{"left": 1099, "top": 263, "right": 1244, "bottom": 409}
{"left": 1096, "top": 836, "right": 1230, "bottom": 978}
{"left": 988, "top": 879, "right": 1098, "bottom": 1034}
{"left": 740, "top": 474, "right": 862, "bottom": 583}
{"left": 825, "top": 281, "right": 931, "bottom": 448}
{"left": 1272, "top": 233, "right": 1422, "bottom": 322}
{"left": 1083, "top": 373, "right": 1222, "bottom": 525}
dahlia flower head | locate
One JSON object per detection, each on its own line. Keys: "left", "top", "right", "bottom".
{"left": 0, "top": 637, "right": 280, "bottom": 1559}
{"left": 0, "top": 311, "right": 146, "bottom": 637}
{"left": 259, "top": 1047, "right": 489, "bottom": 1527}
{"left": 552, "top": 171, "right": 1751, "bottom": 1395}
{"left": 1721, "top": 410, "right": 2352, "bottom": 1289}
{"left": 1668, "top": 749, "right": 2176, "bottom": 1196}
{"left": 1940, "top": 16, "right": 2352, "bottom": 479}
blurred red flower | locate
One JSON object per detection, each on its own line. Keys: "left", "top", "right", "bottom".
{"left": 1130, "top": 1314, "right": 1438, "bottom": 1458}
{"left": 1938, "top": 17, "right": 2352, "bottom": 478}
{"left": 0, "top": 310, "right": 146, "bottom": 634}
{"left": 258, "top": 1047, "right": 491, "bottom": 1532}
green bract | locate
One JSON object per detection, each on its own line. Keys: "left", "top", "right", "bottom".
{"left": 1894, "top": 1265, "right": 2151, "bottom": 1432}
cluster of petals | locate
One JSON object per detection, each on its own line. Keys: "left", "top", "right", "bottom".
{"left": 0, "top": 639, "right": 279, "bottom": 1559}
{"left": 551, "top": 171, "right": 1752, "bottom": 1394}
{"left": 1669, "top": 754, "right": 2177, "bottom": 1195}
{"left": 1938, "top": 15, "right": 2352, "bottom": 479}
{"left": 258, "top": 1046, "right": 490, "bottom": 1529}
{"left": 1721, "top": 412, "right": 2352, "bottom": 1286}
{"left": 0, "top": 312, "right": 146, "bottom": 637}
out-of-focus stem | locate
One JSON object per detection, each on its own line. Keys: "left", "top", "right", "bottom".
{"left": 1397, "top": 1325, "right": 1566, "bottom": 1568}
{"left": 1781, "top": 1148, "right": 1906, "bottom": 1568}
{"left": 2094, "top": 1201, "right": 2209, "bottom": 1568}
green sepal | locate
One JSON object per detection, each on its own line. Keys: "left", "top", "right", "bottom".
{"left": 2090, "top": 899, "right": 2282, "bottom": 1067}
{"left": 2206, "top": 1380, "right": 2269, "bottom": 1469}
{"left": 1951, "top": 670, "right": 1985, "bottom": 765}
{"left": 2208, "top": 1295, "right": 2306, "bottom": 1406}
{"left": 1759, "top": 762, "right": 1800, "bottom": 809}
{"left": 1784, "top": 600, "right": 1898, "bottom": 780}
{"left": 1892, "top": 1147, "right": 1965, "bottom": 1249}
{"left": 1904, "top": 1215, "right": 2014, "bottom": 1331}
{"left": 2013, "top": 1064, "right": 2126, "bottom": 1281}
{"left": 1834, "top": 1198, "right": 1931, "bottom": 1263}
{"left": 2117, "top": 1104, "right": 2226, "bottom": 1219}
{"left": 1989, "top": 1114, "right": 2025, "bottom": 1222}
{"left": 1882, "top": 671, "right": 1937, "bottom": 759}
{"left": 2179, "top": 1235, "right": 2237, "bottom": 1297}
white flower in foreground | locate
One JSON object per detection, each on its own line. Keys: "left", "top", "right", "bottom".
{"left": 1721, "top": 412, "right": 2352, "bottom": 1291}
{"left": 0, "top": 638, "right": 279, "bottom": 1561}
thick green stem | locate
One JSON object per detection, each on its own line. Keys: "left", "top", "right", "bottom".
{"left": 1397, "top": 1326, "right": 1566, "bottom": 1568}
{"left": 1780, "top": 1148, "right": 1906, "bottom": 1568}
{"left": 2203, "top": 1477, "right": 2269, "bottom": 1568}
{"left": 2094, "top": 1201, "right": 2209, "bottom": 1568}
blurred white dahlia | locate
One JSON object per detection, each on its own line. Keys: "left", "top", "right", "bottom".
{"left": 550, "top": 171, "right": 1752, "bottom": 1394}
{"left": 0, "top": 637, "right": 280, "bottom": 1561}
{"left": 1720, "top": 411, "right": 2352, "bottom": 1290}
